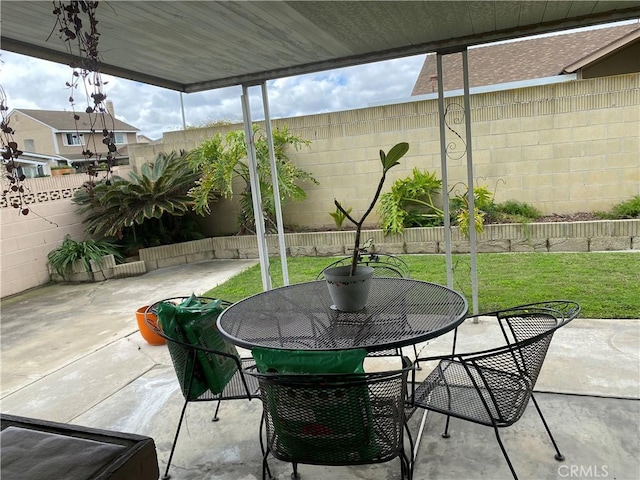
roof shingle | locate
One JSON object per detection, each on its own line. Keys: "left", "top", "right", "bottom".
{"left": 13, "top": 109, "right": 139, "bottom": 132}
{"left": 412, "top": 23, "right": 640, "bottom": 95}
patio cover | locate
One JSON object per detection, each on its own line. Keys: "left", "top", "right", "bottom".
{"left": 2, "top": 1, "right": 639, "bottom": 93}
{"left": 3, "top": 1, "right": 639, "bottom": 298}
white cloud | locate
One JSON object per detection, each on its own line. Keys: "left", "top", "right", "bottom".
{"left": 1, "top": 50, "right": 425, "bottom": 140}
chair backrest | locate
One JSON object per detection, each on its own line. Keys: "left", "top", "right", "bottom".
{"left": 453, "top": 301, "right": 580, "bottom": 425}
{"left": 316, "top": 253, "right": 410, "bottom": 280}
{"left": 147, "top": 297, "right": 244, "bottom": 400}
{"left": 250, "top": 358, "right": 413, "bottom": 466}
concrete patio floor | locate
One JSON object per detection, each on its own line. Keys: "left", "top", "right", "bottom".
{"left": 1, "top": 259, "right": 639, "bottom": 480}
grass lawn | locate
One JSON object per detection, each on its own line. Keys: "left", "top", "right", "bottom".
{"left": 204, "top": 252, "right": 640, "bottom": 319}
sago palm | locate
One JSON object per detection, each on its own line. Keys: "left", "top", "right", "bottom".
{"left": 74, "top": 151, "right": 199, "bottom": 238}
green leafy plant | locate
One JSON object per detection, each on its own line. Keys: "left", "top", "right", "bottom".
{"left": 187, "top": 125, "right": 318, "bottom": 234}
{"left": 47, "top": 235, "right": 123, "bottom": 281}
{"left": 329, "top": 205, "right": 352, "bottom": 230}
{"left": 597, "top": 195, "right": 640, "bottom": 219}
{"left": 495, "top": 200, "right": 542, "bottom": 220}
{"left": 379, "top": 168, "right": 443, "bottom": 235}
{"left": 334, "top": 142, "right": 409, "bottom": 275}
{"left": 73, "top": 151, "right": 201, "bottom": 254}
{"left": 450, "top": 185, "right": 493, "bottom": 237}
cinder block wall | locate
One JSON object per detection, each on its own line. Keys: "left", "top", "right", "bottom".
{"left": 1, "top": 176, "right": 86, "bottom": 297}
{"left": 0, "top": 167, "right": 133, "bottom": 298}
{"left": 130, "top": 73, "right": 639, "bottom": 236}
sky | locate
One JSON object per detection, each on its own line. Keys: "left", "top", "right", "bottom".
{"left": 0, "top": 49, "right": 426, "bottom": 141}
{"left": 1, "top": 18, "right": 635, "bottom": 141}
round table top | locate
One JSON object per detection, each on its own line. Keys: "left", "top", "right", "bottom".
{"left": 217, "top": 278, "right": 468, "bottom": 352}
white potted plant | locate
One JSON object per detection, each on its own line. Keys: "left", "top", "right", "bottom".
{"left": 324, "top": 142, "right": 409, "bottom": 311}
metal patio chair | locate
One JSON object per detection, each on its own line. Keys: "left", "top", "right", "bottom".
{"left": 407, "top": 300, "right": 581, "bottom": 479}
{"left": 317, "top": 252, "right": 421, "bottom": 368}
{"left": 147, "top": 296, "right": 260, "bottom": 480}
{"left": 249, "top": 356, "right": 414, "bottom": 480}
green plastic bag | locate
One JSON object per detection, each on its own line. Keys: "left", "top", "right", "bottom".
{"left": 158, "top": 295, "right": 240, "bottom": 398}
{"left": 252, "top": 347, "right": 379, "bottom": 461}
{"left": 252, "top": 347, "right": 367, "bottom": 374}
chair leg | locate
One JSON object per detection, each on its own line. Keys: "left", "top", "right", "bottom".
{"left": 530, "top": 393, "right": 565, "bottom": 461}
{"left": 212, "top": 398, "right": 222, "bottom": 422}
{"left": 262, "top": 447, "right": 272, "bottom": 480}
{"left": 412, "top": 345, "right": 421, "bottom": 370}
{"left": 258, "top": 415, "right": 272, "bottom": 479}
{"left": 162, "top": 399, "right": 190, "bottom": 480}
{"left": 400, "top": 433, "right": 414, "bottom": 480}
{"left": 291, "top": 461, "right": 300, "bottom": 479}
{"left": 492, "top": 425, "right": 519, "bottom": 480}
{"left": 442, "top": 415, "right": 452, "bottom": 438}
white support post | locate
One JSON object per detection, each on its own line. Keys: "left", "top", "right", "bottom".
{"left": 241, "top": 85, "right": 271, "bottom": 291}
{"left": 261, "top": 82, "right": 289, "bottom": 286}
{"left": 462, "top": 49, "right": 479, "bottom": 315}
{"left": 437, "top": 53, "right": 454, "bottom": 290}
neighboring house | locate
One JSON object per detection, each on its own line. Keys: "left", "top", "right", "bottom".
{"left": 136, "top": 134, "right": 156, "bottom": 144}
{"left": 412, "top": 23, "right": 640, "bottom": 95}
{"left": 7, "top": 101, "right": 140, "bottom": 172}
{"left": 9, "top": 152, "right": 67, "bottom": 178}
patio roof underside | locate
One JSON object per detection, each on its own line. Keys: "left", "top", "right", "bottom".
{"left": 2, "top": 1, "right": 640, "bottom": 93}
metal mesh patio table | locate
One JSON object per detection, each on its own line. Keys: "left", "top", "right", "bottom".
{"left": 217, "top": 278, "right": 468, "bottom": 352}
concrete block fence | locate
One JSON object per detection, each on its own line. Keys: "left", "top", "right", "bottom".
{"left": 135, "top": 220, "right": 638, "bottom": 271}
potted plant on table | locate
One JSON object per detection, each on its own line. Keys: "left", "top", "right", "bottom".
{"left": 324, "top": 142, "right": 409, "bottom": 311}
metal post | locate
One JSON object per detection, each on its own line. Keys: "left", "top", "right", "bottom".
{"left": 437, "top": 53, "right": 454, "bottom": 290}
{"left": 241, "top": 85, "right": 271, "bottom": 291}
{"left": 180, "top": 92, "right": 186, "bottom": 130}
{"left": 261, "top": 82, "right": 289, "bottom": 286}
{"left": 462, "top": 49, "right": 479, "bottom": 315}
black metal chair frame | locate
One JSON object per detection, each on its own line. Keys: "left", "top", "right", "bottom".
{"left": 146, "top": 296, "right": 260, "bottom": 480}
{"left": 249, "top": 357, "right": 415, "bottom": 480}
{"left": 316, "top": 253, "right": 421, "bottom": 369}
{"left": 407, "top": 300, "right": 581, "bottom": 480}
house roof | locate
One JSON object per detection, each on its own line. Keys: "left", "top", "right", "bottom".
{"left": 2, "top": 1, "right": 639, "bottom": 93}
{"left": 563, "top": 26, "right": 640, "bottom": 73}
{"left": 412, "top": 23, "right": 640, "bottom": 95}
{"left": 11, "top": 109, "right": 139, "bottom": 133}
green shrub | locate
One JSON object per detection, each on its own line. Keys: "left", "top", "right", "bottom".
{"left": 495, "top": 200, "right": 542, "bottom": 222}
{"left": 378, "top": 168, "right": 443, "bottom": 234}
{"left": 606, "top": 195, "right": 640, "bottom": 219}
{"left": 329, "top": 205, "right": 351, "bottom": 230}
{"left": 47, "top": 235, "right": 123, "bottom": 281}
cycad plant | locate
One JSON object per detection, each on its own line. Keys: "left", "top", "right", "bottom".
{"left": 73, "top": 151, "right": 201, "bottom": 248}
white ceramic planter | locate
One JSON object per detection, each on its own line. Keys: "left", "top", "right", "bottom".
{"left": 324, "top": 265, "right": 375, "bottom": 312}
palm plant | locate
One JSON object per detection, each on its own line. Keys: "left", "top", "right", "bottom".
{"left": 73, "top": 151, "right": 200, "bottom": 243}
{"left": 187, "top": 125, "right": 318, "bottom": 234}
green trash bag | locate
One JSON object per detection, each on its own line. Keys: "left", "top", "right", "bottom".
{"left": 158, "top": 295, "right": 240, "bottom": 399}
{"left": 252, "top": 347, "right": 379, "bottom": 461}
{"left": 251, "top": 347, "right": 367, "bottom": 374}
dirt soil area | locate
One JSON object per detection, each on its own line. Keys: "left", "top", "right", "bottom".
{"left": 534, "top": 212, "right": 601, "bottom": 223}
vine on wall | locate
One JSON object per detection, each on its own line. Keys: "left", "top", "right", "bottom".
{"left": 1, "top": 86, "right": 31, "bottom": 215}
{"left": 50, "top": 0, "right": 118, "bottom": 189}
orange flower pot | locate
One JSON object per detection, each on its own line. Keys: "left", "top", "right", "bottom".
{"left": 135, "top": 305, "right": 166, "bottom": 346}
